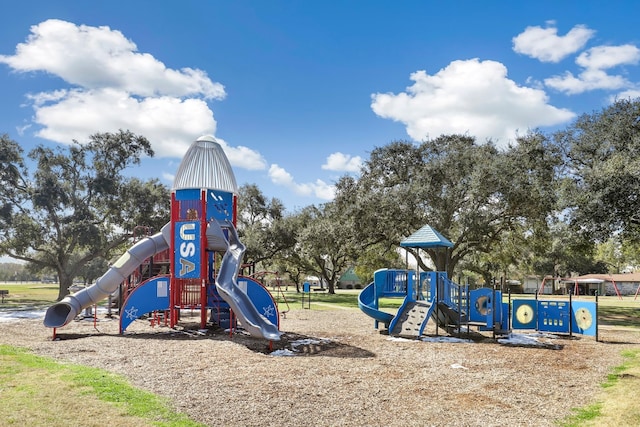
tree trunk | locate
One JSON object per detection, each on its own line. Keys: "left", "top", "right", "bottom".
{"left": 328, "top": 280, "right": 336, "bottom": 294}
{"left": 57, "top": 270, "right": 74, "bottom": 301}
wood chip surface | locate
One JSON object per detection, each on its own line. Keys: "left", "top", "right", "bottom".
{"left": 1, "top": 308, "right": 639, "bottom": 426}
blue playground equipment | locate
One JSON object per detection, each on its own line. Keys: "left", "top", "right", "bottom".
{"left": 358, "top": 225, "right": 599, "bottom": 340}
{"left": 359, "top": 269, "right": 509, "bottom": 338}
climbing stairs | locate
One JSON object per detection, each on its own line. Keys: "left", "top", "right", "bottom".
{"left": 433, "top": 302, "right": 469, "bottom": 334}
{"left": 391, "top": 301, "right": 433, "bottom": 337}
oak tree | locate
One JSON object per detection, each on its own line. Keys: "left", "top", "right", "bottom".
{"left": 0, "top": 130, "right": 170, "bottom": 300}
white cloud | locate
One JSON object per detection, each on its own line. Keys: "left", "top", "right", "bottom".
{"left": 16, "top": 123, "right": 31, "bottom": 136}
{"left": 512, "top": 23, "right": 640, "bottom": 96}
{"left": 512, "top": 23, "right": 594, "bottom": 63}
{"left": 0, "top": 19, "right": 267, "bottom": 170}
{"left": 322, "top": 152, "right": 362, "bottom": 172}
{"left": 268, "top": 164, "right": 334, "bottom": 200}
{"left": 371, "top": 59, "right": 575, "bottom": 147}
{"left": 609, "top": 89, "right": 640, "bottom": 103}
{"left": 29, "top": 88, "right": 218, "bottom": 157}
{"left": 576, "top": 45, "right": 640, "bottom": 70}
{"left": 0, "top": 19, "right": 225, "bottom": 99}
{"left": 215, "top": 137, "right": 267, "bottom": 171}
{"left": 544, "top": 69, "right": 630, "bottom": 95}
{"left": 313, "top": 179, "right": 336, "bottom": 200}
{"left": 545, "top": 45, "right": 640, "bottom": 95}
{"left": 269, "top": 164, "right": 297, "bottom": 187}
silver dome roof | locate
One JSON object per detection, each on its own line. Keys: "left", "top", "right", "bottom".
{"left": 172, "top": 135, "right": 238, "bottom": 193}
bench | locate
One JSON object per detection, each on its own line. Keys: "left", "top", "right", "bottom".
{"left": 0, "top": 289, "right": 8, "bottom": 303}
{"left": 312, "top": 288, "right": 327, "bottom": 292}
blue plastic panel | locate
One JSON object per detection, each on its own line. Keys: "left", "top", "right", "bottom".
{"left": 239, "top": 276, "right": 279, "bottom": 328}
{"left": 206, "top": 190, "right": 234, "bottom": 221}
{"left": 512, "top": 299, "right": 537, "bottom": 329}
{"left": 173, "top": 220, "right": 201, "bottom": 279}
{"left": 571, "top": 301, "right": 597, "bottom": 336}
{"left": 537, "top": 300, "right": 570, "bottom": 333}
{"left": 120, "top": 276, "right": 170, "bottom": 333}
{"left": 500, "top": 302, "right": 509, "bottom": 330}
{"left": 174, "top": 188, "right": 201, "bottom": 201}
{"left": 469, "top": 288, "right": 493, "bottom": 323}
{"left": 375, "top": 269, "right": 408, "bottom": 297}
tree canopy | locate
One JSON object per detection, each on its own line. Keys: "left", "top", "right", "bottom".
{"left": 557, "top": 98, "right": 640, "bottom": 242}
{"left": 241, "top": 99, "right": 640, "bottom": 284}
{"left": 0, "top": 130, "right": 170, "bottom": 299}
{"left": 236, "top": 183, "right": 294, "bottom": 267}
{"left": 4, "top": 98, "right": 640, "bottom": 299}
{"left": 332, "top": 133, "right": 561, "bottom": 278}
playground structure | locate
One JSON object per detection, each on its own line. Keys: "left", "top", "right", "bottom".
{"left": 43, "top": 135, "right": 281, "bottom": 341}
{"left": 358, "top": 225, "right": 598, "bottom": 341}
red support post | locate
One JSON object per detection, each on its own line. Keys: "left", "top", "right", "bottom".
{"left": 169, "top": 192, "right": 178, "bottom": 328}
{"left": 200, "top": 190, "right": 208, "bottom": 329}
{"left": 233, "top": 194, "right": 237, "bottom": 226}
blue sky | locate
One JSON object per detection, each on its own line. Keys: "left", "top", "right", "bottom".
{"left": 2, "top": 1, "right": 640, "bottom": 212}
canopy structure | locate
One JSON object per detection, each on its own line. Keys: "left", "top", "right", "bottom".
{"left": 400, "top": 224, "right": 454, "bottom": 249}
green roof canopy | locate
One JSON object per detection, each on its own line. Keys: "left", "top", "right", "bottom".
{"left": 399, "top": 224, "right": 454, "bottom": 248}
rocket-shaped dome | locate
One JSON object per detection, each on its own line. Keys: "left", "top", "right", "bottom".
{"left": 172, "top": 135, "right": 238, "bottom": 193}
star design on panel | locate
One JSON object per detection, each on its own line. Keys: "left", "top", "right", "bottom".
{"left": 263, "top": 305, "right": 275, "bottom": 318}
{"left": 125, "top": 306, "right": 139, "bottom": 320}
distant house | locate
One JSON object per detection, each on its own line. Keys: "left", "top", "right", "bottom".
{"left": 560, "top": 273, "right": 640, "bottom": 296}
{"left": 337, "top": 266, "right": 363, "bottom": 289}
{"left": 523, "top": 275, "right": 541, "bottom": 294}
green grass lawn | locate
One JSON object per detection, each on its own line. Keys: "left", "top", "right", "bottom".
{"left": 559, "top": 348, "right": 640, "bottom": 427}
{"left": 0, "top": 282, "right": 59, "bottom": 309}
{"left": 0, "top": 344, "right": 205, "bottom": 426}
{"left": 596, "top": 298, "right": 640, "bottom": 328}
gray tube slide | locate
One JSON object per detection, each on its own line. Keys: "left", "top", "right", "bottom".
{"left": 214, "top": 221, "right": 281, "bottom": 341}
{"left": 44, "top": 223, "right": 171, "bottom": 328}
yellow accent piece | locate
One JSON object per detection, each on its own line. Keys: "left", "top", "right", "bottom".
{"left": 575, "top": 307, "right": 593, "bottom": 330}
{"left": 515, "top": 304, "right": 534, "bottom": 325}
